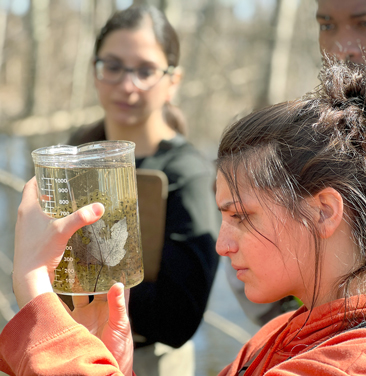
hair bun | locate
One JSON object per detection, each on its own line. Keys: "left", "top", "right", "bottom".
{"left": 316, "top": 55, "right": 366, "bottom": 151}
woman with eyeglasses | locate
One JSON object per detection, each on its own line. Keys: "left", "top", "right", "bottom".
{"left": 66, "top": 5, "right": 219, "bottom": 376}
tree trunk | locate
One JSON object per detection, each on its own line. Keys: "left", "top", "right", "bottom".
{"left": 158, "top": 0, "right": 167, "bottom": 12}
{"left": 69, "top": 0, "right": 95, "bottom": 114}
{"left": 0, "top": 3, "right": 9, "bottom": 125}
{"left": 267, "top": 0, "right": 299, "bottom": 104}
{"left": 253, "top": 0, "right": 281, "bottom": 109}
{"left": 31, "top": 0, "right": 51, "bottom": 115}
{"left": 21, "top": 5, "right": 37, "bottom": 118}
{"left": 0, "top": 3, "right": 9, "bottom": 71}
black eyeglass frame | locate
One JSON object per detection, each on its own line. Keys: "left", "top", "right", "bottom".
{"left": 94, "top": 57, "right": 176, "bottom": 90}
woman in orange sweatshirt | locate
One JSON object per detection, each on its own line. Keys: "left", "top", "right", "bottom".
{"left": 2, "top": 57, "right": 366, "bottom": 376}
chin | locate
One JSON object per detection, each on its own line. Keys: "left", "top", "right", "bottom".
{"left": 245, "top": 289, "right": 282, "bottom": 305}
{"left": 113, "top": 115, "right": 140, "bottom": 127}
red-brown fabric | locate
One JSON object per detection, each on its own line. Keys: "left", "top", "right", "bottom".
{"left": 0, "top": 293, "right": 126, "bottom": 376}
{"left": 219, "top": 295, "right": 366, "bottom": 376}
{"left": 1, "top": 292, "right": 366, "bottom": 376}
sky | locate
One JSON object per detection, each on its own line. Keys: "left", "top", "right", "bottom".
{"left": 0, "top": 0, "right": 277, "bottom": 20}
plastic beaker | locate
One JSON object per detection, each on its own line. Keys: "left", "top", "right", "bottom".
{"left": 31, "top": 141, "right": 144, "bottom": 295}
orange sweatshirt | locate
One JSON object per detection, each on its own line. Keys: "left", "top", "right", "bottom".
{"left": 1, "top": 293, "right": 366, "bottom": 375}
{"left": 219, "top": 295, "right": 366, "bottom": 376}
{"left": 0, "top": 293, "right": 124, "bottom": 376}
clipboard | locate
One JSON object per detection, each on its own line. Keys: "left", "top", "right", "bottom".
{"left": 136, "top": 169, "right": 168, "bottom": 282}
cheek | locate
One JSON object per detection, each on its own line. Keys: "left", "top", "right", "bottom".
{"left": 149, "top": 80, "right": 171, "bottom": 103}
{"left": 356, "top": 35, "right": 366, "bottom": 47}
{"left": 275, "top": 223, "right": 314, "bottom": 273}
{"left": 143, "top": 90, "right": 167, "bottom": 111}
{"left": 94, "top": 81, "right": 111, "bottom": 104}
{"left": 319, "top": 34, "right": 332, "bottom": 51}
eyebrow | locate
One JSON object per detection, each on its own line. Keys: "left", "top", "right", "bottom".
{"left": 316, "top": 13, "right": 332, "bottom": 21}
{"left": 351, "top": 12, "right": 366, "bottom": 18}
{"left": 98, "top": 54, "right": 123, "bottom": 61}
{"left": 99, "top": 53, "right": 158, "bottom": 66}
{"left": 316, "top": 12, "right": 366, "bottom": 20}
{"left": 217, "top": 201, "right": 239, "bottom": 212}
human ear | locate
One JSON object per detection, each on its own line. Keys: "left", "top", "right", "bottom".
{"left": 166, "top": 66, "right": 183, "bottom": 103}
{"left": 309, "top": 188, "right": 344, "bottom": 239}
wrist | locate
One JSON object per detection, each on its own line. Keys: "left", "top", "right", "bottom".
{"left": 13, "top": 268, "right": 53, "bottom": 309}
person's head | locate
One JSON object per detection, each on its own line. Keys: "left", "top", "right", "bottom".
{"left": 316, "top": 0, "right": 366, "bottom": 64}
{"left": 93, "top": 5, "right": 185, "bottom": 134}
{"left": 216, "top": 57, "right": 366, "bottom": 311}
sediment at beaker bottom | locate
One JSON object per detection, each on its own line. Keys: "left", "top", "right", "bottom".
{"left": 53, "top": 262, "right": 144, "bottom": 295}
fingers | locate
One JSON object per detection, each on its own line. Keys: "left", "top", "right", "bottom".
{"left": 21, "top": 177, "right": 38, "bottom": 202}
{"left": 20, "top": 177, "right": 105, "bottom": 240}
{"left": 124, "top": 289, "right": 130, "bottom": 316}
{"left": 93, "top": 293, "right": 108, "bottom": 302}
{"left": 57, "top": 203, "right": 105, "bottom": 239}
{"left": 107, "top": 283, "right": 129, "bottom": 330}
{"left": 17, "top": 177, "right": 42, "bottom": 219}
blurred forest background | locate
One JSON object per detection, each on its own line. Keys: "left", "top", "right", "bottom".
{"left": 0, "top": 0, "right": 320, "bottom": 374}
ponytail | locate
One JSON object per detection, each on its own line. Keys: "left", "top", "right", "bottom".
{"left": 163, "top": 102, "right": 187, "bottom": 136}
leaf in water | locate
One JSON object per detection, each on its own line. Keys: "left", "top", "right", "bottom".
{"left": 72, "top": 218, "right": 128, "bottom": 267}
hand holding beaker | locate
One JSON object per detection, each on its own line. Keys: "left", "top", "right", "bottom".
{"left": 13, "top": 177, "right": 104, "bottom": 309}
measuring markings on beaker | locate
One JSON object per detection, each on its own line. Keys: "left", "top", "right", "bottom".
{"left": 54, "top": 268, "right": 61, "bottom": 281}
{"left": 41, "top": 177, "right": 56, "bottom": 213}
{"left": 40, "top": 175, "right": 71, "bottom": 217}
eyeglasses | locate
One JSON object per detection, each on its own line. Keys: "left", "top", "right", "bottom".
{"left": 94, "top": 58, "right": 175, "bottom": 91}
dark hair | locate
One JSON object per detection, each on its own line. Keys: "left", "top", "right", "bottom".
{"left": 94, "top": 5, "right": 186, "bottom": 135}
{"left": 217, "top": 57, "right": 366, "bottom": 315}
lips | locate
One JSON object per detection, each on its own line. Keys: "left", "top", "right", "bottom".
{"left": 231, "top": 264, "right": 249, "bottom": 279}
{"left": 231, "top": 264, "right": 246, "bottom": 271}
{"left": 113, "top": 101, "right": 138, "bottom": 110}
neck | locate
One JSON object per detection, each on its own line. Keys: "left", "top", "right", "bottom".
{"left": 104, "top": 111, "right": 177, "bottom": 158}
{"left": 299, "top": 220, "right": 360, "bottom": 310}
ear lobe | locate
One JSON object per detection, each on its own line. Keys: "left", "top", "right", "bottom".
{"left": 166, "top": 67, "right": 183, "bottom": 102}
{"left": 171, "top": 66, "right": 183, "bottom": 84}
{"left": 311, "top": 188, "right": 344, "bottom": 239}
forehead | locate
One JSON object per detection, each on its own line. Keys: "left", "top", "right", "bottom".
{"left": 216, "top": 170, "right": 257, "bottom": 207}
{"left": 98, "top": 27, "right": 167, "bottom": 64}
{"left": 317, "top": 0, "right": 366, "bottom": 17}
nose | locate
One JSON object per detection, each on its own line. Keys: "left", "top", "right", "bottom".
{"left": 216, "top": 222, "right": 237, "bottom": 257}
{"left": 335, "top": 43, "right": 362, "bottom": 62}
{"left": 116, "top": 71, "right": 137, "bottom": 93}
{"left": 330, "top": 30, "right": 363, "bottom": 62}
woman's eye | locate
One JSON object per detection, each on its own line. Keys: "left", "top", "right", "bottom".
{"left": 137, "top": 67, "right": 155, "bottom": 79}
{"left": 106, "top": 64, "right": 122, "bottom": 72}
{"left": 320, "top": 23, "right": 335, "bottom": 32}
{"left": 231, "top": 213, "right": 246, "bottom": 223}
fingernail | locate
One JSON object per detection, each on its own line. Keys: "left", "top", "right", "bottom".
{"left": 91, "top": 203, "right": 104, "bottom": 216}
{"left": 114, "top": 283, "right": 125, "bottom": 299}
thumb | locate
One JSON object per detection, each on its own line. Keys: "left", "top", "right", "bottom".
{"left": 107, "top": 283, "right": 130, "bottom": 332}
{"left": 56, "top": 203, "right": 105, "bottom": 239}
